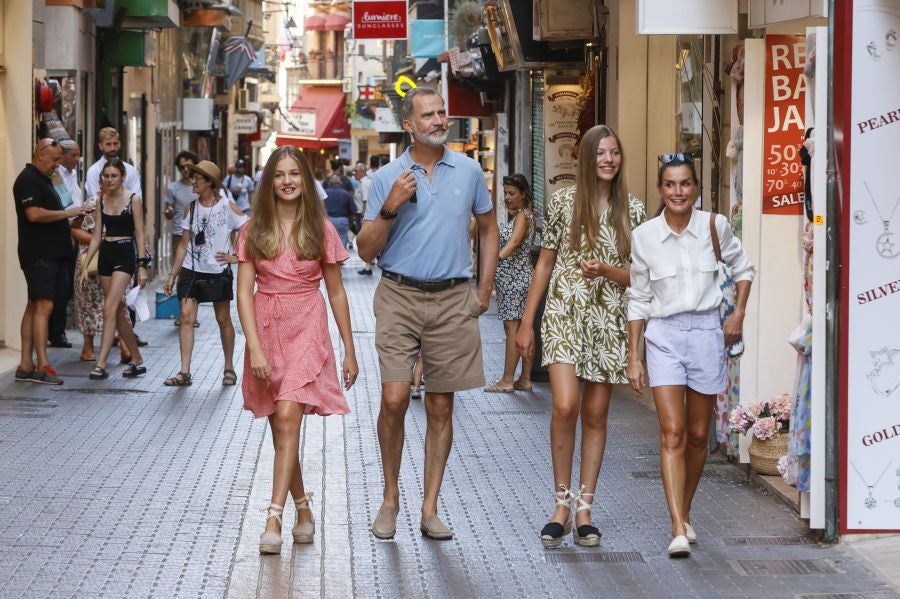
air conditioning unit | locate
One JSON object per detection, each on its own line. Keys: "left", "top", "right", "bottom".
{"left": 237, "top": 89, "right": 260, "bottom": 112}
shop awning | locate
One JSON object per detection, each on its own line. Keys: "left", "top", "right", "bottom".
{"left": 305, "top": 15, "right": 325, "bottom": 31}
{"left": 276, "top": 86, "right": 349, "bottom": 151}
{"left": 324, "top": 13, "right": 349, "bottom": 31}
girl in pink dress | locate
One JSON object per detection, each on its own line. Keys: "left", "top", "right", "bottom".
{"left": 236, "top": 146, "right": 358, "bottom": 555}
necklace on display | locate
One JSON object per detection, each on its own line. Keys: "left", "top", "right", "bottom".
{"left": 851, "top": 460, "right": 892, "bottom": 509}
{"left": 863, "top": 181, "right": 900, "bottom": 259}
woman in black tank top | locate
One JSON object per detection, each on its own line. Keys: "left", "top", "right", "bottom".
{"left": 79, "top": 158, "right": 149, "bottom": 380}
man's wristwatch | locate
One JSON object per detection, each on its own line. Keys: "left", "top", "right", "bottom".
{"left": 379, "top": 206, "right": 398, "bottom": 220}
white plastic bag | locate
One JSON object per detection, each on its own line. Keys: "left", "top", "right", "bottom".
{"left": 126, "top": 286, "right": 151, "bottom": 322}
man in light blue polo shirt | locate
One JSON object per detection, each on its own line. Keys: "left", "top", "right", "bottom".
{"left": 358, "top": 87, "right": 499, "bottom": 542}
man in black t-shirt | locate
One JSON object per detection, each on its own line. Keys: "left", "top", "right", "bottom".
{"left": 13, "top": 138, "right": 89, "bottom": 385}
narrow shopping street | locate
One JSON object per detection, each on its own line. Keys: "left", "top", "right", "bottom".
{"left": 0, "top": 253, "right": 897, "bottom": 599}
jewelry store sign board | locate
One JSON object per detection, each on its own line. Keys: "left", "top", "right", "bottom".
{"left": 352, "top": 1, "right": 407, "bottom": 40}
{"left": 842, "top": 0, "right": 900, "bottom": 533}
{"left": 762, "top": 35, "right": 805, "bottom": 215}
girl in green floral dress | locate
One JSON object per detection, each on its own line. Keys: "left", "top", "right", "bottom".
{"left": 517, "top": 125, "right": 645, "bottom": 548}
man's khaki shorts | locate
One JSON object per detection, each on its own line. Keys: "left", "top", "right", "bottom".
{"left": 374, "top": 277, "right": 485, "bottom": 394}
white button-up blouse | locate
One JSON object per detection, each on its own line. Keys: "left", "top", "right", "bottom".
{"left": 626, "top": 209, "right": 755, "bottom": 321}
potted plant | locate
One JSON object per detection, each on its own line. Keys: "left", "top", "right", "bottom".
{"left": 728, "top": 394, "right": 792, "bottom": 475}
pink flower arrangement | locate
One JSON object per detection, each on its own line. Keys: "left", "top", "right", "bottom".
{"left": 728, "top": 394, "right": 792, "bottom": 440}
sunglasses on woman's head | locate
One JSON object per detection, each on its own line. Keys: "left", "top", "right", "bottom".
{"left": 659, "top": 153, "right": 694, "bottom": 164}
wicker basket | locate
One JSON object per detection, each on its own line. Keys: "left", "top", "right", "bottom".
{"left": 749, "top": 433, "right": 789, "bottom": 475}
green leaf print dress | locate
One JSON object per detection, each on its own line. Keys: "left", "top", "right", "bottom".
{"left": 540, "top": 186, "right": 646, "bottom": 383}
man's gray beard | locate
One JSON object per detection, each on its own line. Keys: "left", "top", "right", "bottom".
{"left": 412, "top": 129, "right": 448, "bottom": 147}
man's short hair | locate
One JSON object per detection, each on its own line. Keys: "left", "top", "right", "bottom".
{"left": 98, "top": 127, "right": 119, "bottom": 142}
{"left": 400, "top": 87, "right": 441, "bottom": 121}
{"left": 175, "top": 150, "right": 199, "bottom": 166}
{"left": 328, "top": 175, "right": 342, "bottom": 187}
{"left": 369, "top": 155, "right": 380, "bottom": 169}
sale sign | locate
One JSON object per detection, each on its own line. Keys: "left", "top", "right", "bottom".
{"left": 352, "top": 1, "right": 408, "bottom": 40}
{"left": 762, "top": 35, "right": 806, "bottom": 215}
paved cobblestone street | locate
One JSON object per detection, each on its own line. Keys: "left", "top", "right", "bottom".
{"left": 1, "top": 253, "right": 898, "bottom": 598}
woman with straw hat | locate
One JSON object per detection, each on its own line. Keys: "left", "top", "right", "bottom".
{"left": 163, "top": 160, "right": 249, "bottom": 386}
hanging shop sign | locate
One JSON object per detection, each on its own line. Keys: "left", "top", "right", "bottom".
{"left": 637, "top": 0, "right": 737, "bottom": 35}
{"left": 374, "top": 106, "right": 403, "bottom": 132}
{"left": 292, "top": 108, "right": 316, "bottom": 137}
{"left": 233, "top": 113, "right": 258, "bottom": 135}
{"left": 543, "top": 77, "right": 582, "bottom": 200}
{"left": 762, "top": 35, "right": 806, "bottom": 215}
{"left": 410, "top": 19, "right": 445, "bottom": 58}
{"left": 840, "top": 2, "right": 900, "bottom": 534}
{"left": 352, "top": 1, "right": 408, "bottom": 40}
{"left": 747, "top": 0, "right": 827, "bottom": 28}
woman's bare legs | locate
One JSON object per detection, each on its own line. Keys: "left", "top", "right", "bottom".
{"left": 176, "top": 299, "right": 198, "bottom": 373}
{"left": 682, "top": 388, "right": 716, "bottom": 526}
{"left": 653, "top": 385, "right": 689, "bottom": 538}
{"left": 266, "top": 400, "right": 308, "bottom": 534}
{"left": 575, "top": 382, "right": 612, "bottom": 526}
{"left": 213, "top": 300, "right": 236, "bottom": 373}
{"left": 97, "top": 272, "right": 142, "bottom": 367}
{"left": 547, "top": 363, "right": 581, "bottom": 523}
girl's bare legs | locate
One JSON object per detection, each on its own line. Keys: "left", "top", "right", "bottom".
{"left": 575, "top": 382, "right": 612, "bottom": 526}
{"left": 266, "top": 401, "right": 308, "bottom": 534}
{"left": 547, "top": 363, "right": 581, "bottom": 523}
{"left": 412, "top": 353, "right": 424, "bottom": 388}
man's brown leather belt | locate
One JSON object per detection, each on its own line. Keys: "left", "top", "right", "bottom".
{"left": 380, "top": 269, "right": 469, "bottom": 292}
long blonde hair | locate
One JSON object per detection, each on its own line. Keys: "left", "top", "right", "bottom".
{"left": 568, "top": 125, "right": 632, "bottom": 260}
{"left": 243, "top": 146, "right": 325, "bottom": 260}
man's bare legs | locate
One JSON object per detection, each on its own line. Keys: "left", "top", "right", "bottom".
{"left": 376, "top": 382, "right": 455, "bottom": 521}
{"left": 19, "top": 298, "right": 54, "bottom": 370}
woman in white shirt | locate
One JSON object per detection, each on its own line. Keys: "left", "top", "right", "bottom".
{"left": 163, "top": 160, "right": 249, "bottom": 387}
{"left": 626, "top": 154, "right": 754, "bottom": 558}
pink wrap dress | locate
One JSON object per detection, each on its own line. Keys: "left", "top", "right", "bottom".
{"left": 237, "top": 220, "right": 350, "bottom": 418}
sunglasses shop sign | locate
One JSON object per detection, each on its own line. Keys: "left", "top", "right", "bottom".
{"left": 762, "top": 34, "right": 806, "bottom": 215}
{"left": 352, "top": 1, "right": 407, "bottom": 40}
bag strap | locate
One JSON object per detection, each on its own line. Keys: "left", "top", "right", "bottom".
{"left": 709, "top": 212, "right": 723, "bottom": 263}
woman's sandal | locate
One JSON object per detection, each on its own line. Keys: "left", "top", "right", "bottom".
{"left": 293, "top": 494, "right": 315, "bottom": 544}
{"left": 484, "top": 381, "right": 515, "bottom": 393}
{"left": 513, "top": 380, "right": 533, "bottom": 391}
{"left": 540, "top": 486, "right": 572, "bottom": 548}
{"left": 571, "top": 485, "right": 601, "bottom": 547}
{"left": 89, "top": 366, "right": 109, "bottom": 380}
{"left": 259, "top": 503, "right": 284, "bottom": 555}
{"left": 122, "top": 363, "right": 147, "bottom": 378}
{"left": 80, "top": 352, "right": 95, "bottom": 362}
{"left": 223, "top": 368, "right": 238, "bottom": 386}
{"left": 164, "top": 372, "right": 192, "bottom": 386}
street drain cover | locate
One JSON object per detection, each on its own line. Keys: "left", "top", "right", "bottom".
{"left": 723, "top": 536, "right": 815, "bottom": 546}
{"left": 545, "top": 551, "right": 644, "bottom": 564}
{"left": 63, "top": 388, "right": 149, "bottom": 395}
{"left": 731, "top": 559, "right": 838, "bottom": 575}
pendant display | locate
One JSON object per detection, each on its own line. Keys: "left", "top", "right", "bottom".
{"left": 865, "top": 487, "right": 877, "bottom": 510}
{"left": 876, "top": 226, "right": 900, "bottom": 258}
{"left": 868, "top": 347, "right": 900, "bottom": 398}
